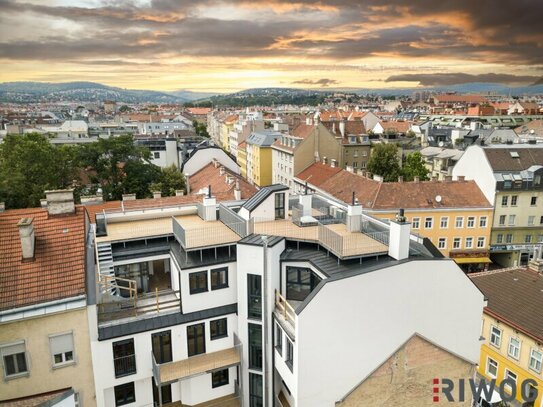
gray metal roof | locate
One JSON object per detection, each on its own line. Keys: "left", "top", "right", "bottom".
{"left": 246, "top": 131, "right": 282, "bottom": 147}
{"left": 238, "top": 234, "right": 284, "bottom": 247}
{"left": 242, "top": 184, "right": 289, "bottom": 212}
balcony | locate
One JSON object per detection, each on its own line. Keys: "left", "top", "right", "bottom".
{"left": 152, "top": 345, "right": 241, "bottom": 385}
{"left": 275, "top": 290, "right": 296, "bottom": 336}
{"left": 172, "top": 215, "right": 241, "bottom": 251}
{"left": 114, "top": 354, "right": 137, "bottom": 378}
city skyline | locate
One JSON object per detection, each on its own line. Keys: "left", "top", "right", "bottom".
{"left": 0, "top": 0, "right": 542, "bottom": 93}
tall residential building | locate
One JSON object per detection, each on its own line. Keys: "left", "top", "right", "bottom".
{"left": 0, "top": 190, "right": 96, "bottom": 406}
{"left": 246, "top": 131, "right": 281, "bottom": 187}
{"left": 470, "top": 258, "right": 543, "bottom": 407}
{"left": 229, "top": 110, "right": 265, "bottom": 160}
{"left": 295, "top": 163, "right": 494, "bottom": 272}
{"left": 453, "top": 145, "right": 543, "bottom": 267}
{"left": 84, "top": 184, "right": 484, "bottom": 407}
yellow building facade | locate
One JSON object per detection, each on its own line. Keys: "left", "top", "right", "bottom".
{"left": 478, "top": 312, "right": 543, "bottom": 407}
{"left": 247, "top": 143, "right": 274, "bottom": 186}
{"left": 238, "top": 142, "right": 248, "bottom": 179}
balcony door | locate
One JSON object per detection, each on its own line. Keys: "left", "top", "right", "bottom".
{"left": 187, "top": 323, "right": 206, "bottom": 357}
{"left": 152, "top": 330, "right": 172, "bottom": 364}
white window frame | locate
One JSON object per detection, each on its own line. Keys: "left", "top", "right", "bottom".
{"left": 479, "top": 216, "right": 488, "bottom": 228}
{"left": 501, "top": 195, "right": 508, "bottom": 206}
{"left": 467, "top": 216, "right": 475, "bottom": 228}
{"left": 424, "top": 217, "right": 433, "bottom": 229}
{"left": 508, "top": 214, "right": 516, "bottom": 226}
{"left": 438, "top": 238, "right": 447, "bottom": 249}
{"left": 49, "top": 332, "right": 75, "bottom": 368}
{"left": 440, "top": 217, "right": 449, "bottom": 229}
{"left": 529, "top": 349, "right": 542, "bottom": 373}
{"left": 477, "top": 237, "right": 485, "bottom": 248}
{"left": 499, "top": 215, "right": 506, "bottom": 226}
{"left": 412, "top": 217, "right": 420, "bottom": 229}
{"left": 0, "top": 340, "right": 29, "bottom": 379}
{"left": 465, "top": 237, "right": 473, "bottom": 249}
{"left": 503, "top": 369, "right": 517, "bottom": 394}
{"left": 455, "top": 216, "right": 464, "bottom": 228}
{"left": 453, "top": 237, "right": 461, "bottom": 249}
{"left": 486, "top": 357, "right": 498, "bottom": 378}
{"left": 489, "top": 326, "right": 502, "bottom": 348}
{"left": 528, "top": 216, "right": 535, "bottom": 226}
{"left": 507, "top": 337, "right": 521, "bottom": 360}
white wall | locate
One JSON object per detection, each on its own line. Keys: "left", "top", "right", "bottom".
{"left": 294, "top": 259, "right": 485, "bottom": 407}
{"left": 452, "top": 145, "right": 496, "bottom": 204}
{"left": 240, "top": 190, "right": 289, "bottom": 222}
{"left": 183, "top": 148, "right": 240, "bottom": 176}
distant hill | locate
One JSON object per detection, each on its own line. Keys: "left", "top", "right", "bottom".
{"left": 169, "top": 90, "right": 221, "bottom": 101}
{"left": 0, "top": 81, "right": 188, "bottom": 103}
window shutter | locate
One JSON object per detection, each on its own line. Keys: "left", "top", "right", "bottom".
{"left": 50, "top": 333, "right": 74, "bottom": 355}
{"left": 1, "top": 342, "right": 25, "bottom": 357}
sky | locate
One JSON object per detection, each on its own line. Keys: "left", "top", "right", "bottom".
{"left": 0, "top": 0, "right": 542, "bottom": 93}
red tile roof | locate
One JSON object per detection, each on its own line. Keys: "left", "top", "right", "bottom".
{"left": 291, "top": 123, "right": 315, "bottom": 139}
{"left": 187, "top": 107, "right": 211, "bottom": 116}
{"left": 189, "top": 163, "right": 257, "bottom": 199}
{"left": 296, "top": 162, "right": 343, "bottom": 186}
{"left": 0, "top": 206, "right": 87, "bottom": 311}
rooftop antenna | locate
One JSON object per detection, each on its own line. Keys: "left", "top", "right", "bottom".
{"left": 207, "top": 185, "right": 212, "bottom": 198}
{"left": 352, "top": 191, "right": 356, "bottom": 205}
{"left": 304, "top": 181, "right": 308, "bottom": 195}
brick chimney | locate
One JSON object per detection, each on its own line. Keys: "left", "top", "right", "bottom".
{"left": 17, "top": 218, "right": 35, "bottom": 260}
{"left": 45, "top": 190, "right": 75, "bottom": 216}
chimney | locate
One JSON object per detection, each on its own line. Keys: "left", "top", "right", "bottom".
{"left": 444, "top": 175, "right": 453, "bottom": 182}
{"left": 414, "top": 176, "right": 420, "bottom": 183}
{"left": 219, "top": 166, "right": 225, "bottom": 176}
{"left": 388, "top": 209, "right": 410, "bottom": 261}
{"left": 17, "top": 218, "right": 35, "bottom": 260}
{"left": 431, "top": 176, "right": 438, "bottom": 182}
{"left": 0, "top": 202, "right": 4, "bottom": 213}
{"left": 234, "top": 179, "right": 241, "bottom": 200}
{"left": 202, "top": 185, "right": 217, "bottom": 221}
{"left": 322, "top": 157, "right": 327, "bottom": 165}
{"left": 122, "top": 193, "right": 136, "bottom": 201}
{"left": 528, "top": 246, "right": 543, "bottom": 274}
{"left": 458, "top": 175, "right": 465, "bottom": 182}
{"left": 80, "top": 195, "right": 104, "bottom": 205}
{"left": 185, "top": 174, "right": 191, "bottom": 194}
{"left": 346, "top": 198, "right": 362, "bottom": 232}
{"left": 398, "top": 176, "right": 404, "bottom": 183}
{"left": 339, "top": 120, "right": 346, "bottom": 137}
{"left": 330, "top": 159, "right": 337, "bottom": 168}
{"left": 213, "top": 159, "right": 219, "bottom": 168}
{"left": 45, "top": 190, "right": 75, "bottom": 216}
{"left": 366, "top": 172, "right": 373, "bottom": 179}
{"left": 346, "top": 165, "right": 354, "bottom": 173}
{"left": 175, "top": 190, "right": 185, "bottom": 196}
{"left": 153, "top": 191, "right": 162, "bottom": 199}
{"left": 373, "top": 174, "right": 384, "bottom": 182}
{"left": 298, "top": 193, "right": 312, "bottom": 217}
{"left": 40, "top": 199, "right": 48, "bottom": 208}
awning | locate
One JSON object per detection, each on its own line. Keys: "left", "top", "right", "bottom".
{"left": 453, "top": 257, "right": 492, "bottom": 264}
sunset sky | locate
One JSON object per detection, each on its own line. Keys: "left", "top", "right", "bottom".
{"left": 0, "top": 0, "right": 541, "bottom": 93}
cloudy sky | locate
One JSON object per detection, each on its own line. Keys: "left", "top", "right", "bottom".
{"left": 0, "top": 0, "right": 541, "bottom": 92}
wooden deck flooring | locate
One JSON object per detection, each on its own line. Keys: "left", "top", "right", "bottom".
{"left": 175, "top": 215, "right": 240, "bottom": 249}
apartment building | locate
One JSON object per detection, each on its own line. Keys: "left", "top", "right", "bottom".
{"left": 453, "top": 145, "right": 543, "bottom": 267}
{"left": 137, "top": 119, "right": 193, "bottom": 136}
{"left": 470, "top": 257, "right": 543, "bottom": 407}
{"left": 229, "top": 110, "right": 265, "bottom": 160}
{"left": 295, "top": 163, "right": 494, "bottom": 272}
{"left": 238, "top": 141, "right": 248, "bottom": 179}
{"left": 83, "top": 183, "right": 484, "bottom": 407}
{"left": 246, "top": 131, "right": 282, "bottom": 187}
{"left": 320, "top": 119, "right": 371, "bottom": 170}
{"left": 420, "top": 147, "right": 464, "bottom": 181}
{"left": 272, "top": 122, "right": 340, "bottom": 189}
{"left": 0, "top": 190, "right": 96, "bottom": 406}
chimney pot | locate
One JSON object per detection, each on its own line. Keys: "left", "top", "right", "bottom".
{"left": 17, "top": 217, "right": 35, "bottom": 260}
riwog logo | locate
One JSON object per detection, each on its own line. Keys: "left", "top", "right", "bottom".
{"left": 433, "top": 377, "right": 539, "bottom": 403}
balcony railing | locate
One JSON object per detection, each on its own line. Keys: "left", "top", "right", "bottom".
{"left": 114, "top": 354, "right": 137, "bottom": 378}
{"left": 219, "top": 204, "right": 249, "bottom": 237}
{"left": 275, "top": 290, "right": 296, "bottom": 329}
{"left": 172, "top": 216, "right": 241, "bottom": 250}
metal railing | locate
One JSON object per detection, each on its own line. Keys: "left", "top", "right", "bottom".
{"left": 114, "top": 354, "right": 137, "bottom": 378}
{"left": 318, "top": 223, "right": 345, "bottom": 256}
{"left": 99, "top": 274, "right": 138, "bottom": 304}
{"left": 219, "top": 204, "right": 249, "bottom": 237}
{"left": 365, "top": 231, "right": 389, "bottom": 245}
{"left": 275, "top": 290, "right": 296, "bottom": 328}
{"left": 172, "top": 216, "right": 186, "bottom": 247}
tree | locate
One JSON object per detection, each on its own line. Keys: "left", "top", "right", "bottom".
{"left": 149, "top": 165, "right": 186, "bottom": 197}
{"left": 402, "top": 152, "right": 430, "bottom": 182}
{"left": 122, "top": 160, "right": 162, "bottom": 199}
{"left": 193, "top": 120, "right": 210, "bottom": 138}
{"left": 367, "top": 143, "right": 401, "bottom": 182}
{"left": 0, "top": 133, "right": 79, "bottom": 209}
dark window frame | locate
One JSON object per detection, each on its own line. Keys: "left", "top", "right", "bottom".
{"left": 286, "top": 266, "right": 322, "bottom": 302}
{"left": 112, "top": 339, "right": 136, "bottom": 378}
{"left": 189, "top": 271, "right": 208, "bottom": 294}
{"left": 114, "top": 382, "right": 136, "bottom": 407}
{"left": 187, "top": 323, "right": 206, "bottom": 357}
{"left": 152, "top": 330, "right": 172, "bottom": 364}
{"left": 210, "top": 318, "right": 228, "bottom": 340}
{"left": 275, "top": 193, "right": 285, "bottom": 219}
{"left": 211, "top": 368, "right": 229, "bottom": 388}
{"left": 247, "top": 274, "right": 262, "bottom": 320}
{"left": 210, "top": 267, "right": 228, "bottom": 290}
{"left": 248, "top": 323, "right": 263, "bottom": 371}
{"left": 286, "top": 339, "right": 294, "bottom": 372}
{"left": 249, "top": 373, "right": 263, "bottom": 407}
{"left": 275, "top": 323, "right": 283, "bottom": 355}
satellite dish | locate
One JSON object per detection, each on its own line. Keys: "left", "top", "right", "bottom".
{"left": 435, "top": 195, "right": 442, "bottom": 203}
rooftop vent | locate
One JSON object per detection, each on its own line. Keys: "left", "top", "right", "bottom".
{"left": 510, "top": 151, "right": 519, "bottom": 158}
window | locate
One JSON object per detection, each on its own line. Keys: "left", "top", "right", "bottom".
{"left": 286, "top": 339, "right": 294, "bottom": 371}
{"left": 424, "top": 217, "right": 433, "bottom": 229}
{"left": 152, "top": 382, "right": 172, "bottom": 405}
{"left": 113, "top": 339, "right": 136, "bottom": 377}
{"left": 50, "top": 332, "right": 74, "bottom": 367}
{"left": 114, "top": 382, "right": 136, "bottom": 407}
{"left": 153, "top": 152, "right": 160, "bottom": 159}
{"left": 189, "top": 271, "right": 208, "bottom": 294}
{"left": 467, "top": 217, "right": 475, "bottom": 228}
{"left": 496, "top": 234, "right": 503, "bottom": 243}
{"left": 249, "top": 373, "right": 263, "bottom": 407}
{"left": 508, "top": 215, "right": 516, "bottom": 226}
{"left": 511, "top": 195, "right": 518, "bottom": 206}
{"left": 486, "top": 357, "right": 498, "bottom": 378}
{"left": 499, "top": 215, "right": 506, "bottom": 226}
{"left": 525, "top": 235, "right": 532, "bottom": 243}
{"left": 529, "top": 349, "right": 542, "bottom": 373}
{"left": 187, "top": 323, "right": 206, "bottom": 357}
{"left": 247, "top": 274, "right": 262, "bottom": 320}
{"left": 506, "top": 234, "right": 513, "bottom": 243}
{"left": 541, "top": 215, "right": 543, "bottom": 225}
{"left": 504, "top": 370, "right": 517, "bottom": 393}
{"left": 286, "top": 266, "right": 321, "bottom": 302}
{"left": 440, "top": 217, "right": 449, "bottom": 228}
{"left": 501, "top": 196, "right": 508, "bottom": 206}
{"left": 528, "top": 216, "right": 535, "bottom": 226}
{"left": 152, "top": 331, "right": 172, "bottom": 364}
{"left": 412, "top": 217, "right": 420, "bottom": 229}
{"left": 1, "top": 342, "right": 28, "bottom": 378}
{"left": 210, "top": 267, "right": 228, "bottom": 290}
{"left": 275, "top": 193, "right": 285, "bottom": 219}
{"left": 479, "top": 216, "right": 487, "bottom": 228}
{"left": 210, "top": 318, "right": 228, "bottom": 340}
{"left": 455, "top": 217, "right": 463, "bottom": 228}
{"left": 477, "top": 237, "right": 485, "bottom": 248}
{"left": 490, "top": 326, "right": 502, "bottom": 348}
{"left": 212, "top": 369, "right": 229, "bottom": 388}
{"left": 453, "top": 238, "right": 461, "bottom": 249}
{"left": 275, "top": 323, "right": 283, "bottom": 355}
{"left": 248, "top": 323, "right": 262, "bottom": 370}
{"left": 465, "top": 237, "right": 473, "bottom": 249}
{"left": 438, "top": 238, "right": 446, "bottom": 249}
{"left": 508, "top": 337, "right": 520, "bottom": 360}
{"left": 530, "top": 196, "right": 537, "bottom": 206}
